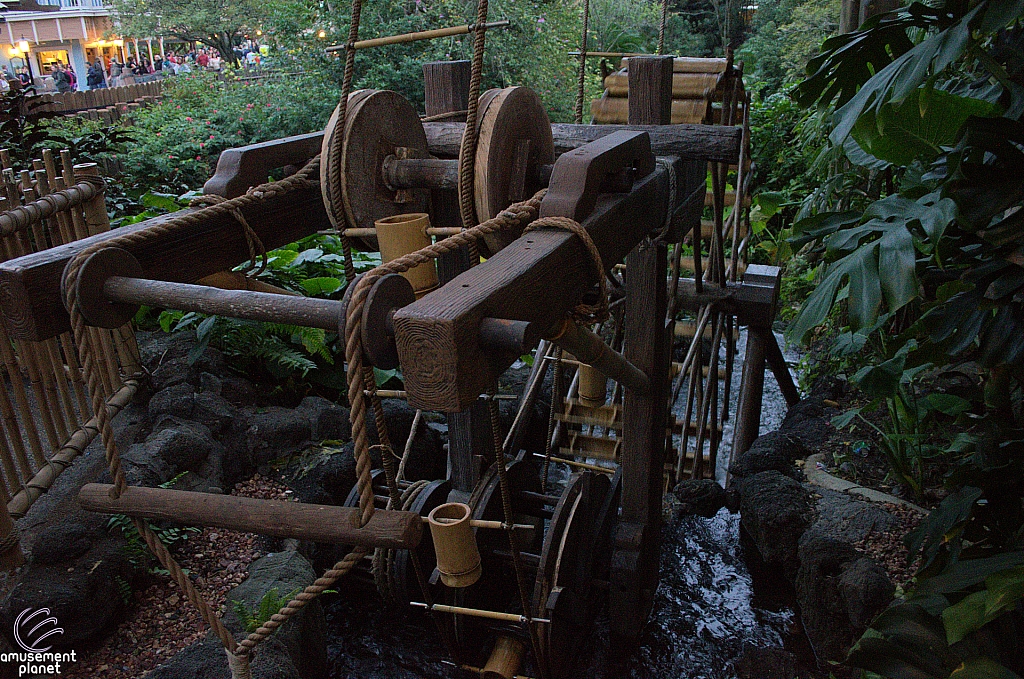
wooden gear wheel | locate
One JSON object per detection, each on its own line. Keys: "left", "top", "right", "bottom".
{"left": 321, "top": 89, "right": 430, "bottom": 250}
{"left": 472, "top": 86, "right": 554, "bottom": 257}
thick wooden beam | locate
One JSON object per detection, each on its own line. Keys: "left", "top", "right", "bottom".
{"left": 79, "top": 483, "right": 423, "bottom": 549}
{"left": 0, "top": 183, "right": 330, "bottom": 341}
{"left": 202, "top": 132, "right": 323, "bottom": 199}
{"left": 423, "top": 122, "right": 742, "bottom": 164}
{"left": 394, "top": 162, "right": 681, "bottom": 412}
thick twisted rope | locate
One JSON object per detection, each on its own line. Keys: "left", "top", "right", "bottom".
{"left": 522, "top": 216, "right": 608, "bottom": 325}
{"left": 323, "top": 0, "right": 365, "bottom": 284}
{"left": 457, "top": 0, "right": 491, "bottom": 233}
{"left": 61, "top": 156, "right": 325, "bottom": 667}
{"left": 574, "top": 0, "right": 591, "bottom": 125}
{"left": 189, "top": 194, "right": 268, "bottom": 276}
{"left": 658, "top": 0, "right": 670, "bottom": 55}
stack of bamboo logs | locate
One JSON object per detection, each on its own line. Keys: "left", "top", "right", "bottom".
{"left": 0, "top": 150, "right": 140, "bottom": 570}
{"left": 590, "top": 55, "right": 744, "bottom": 125}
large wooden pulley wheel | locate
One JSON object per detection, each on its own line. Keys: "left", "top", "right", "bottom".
{"left": 472, "top": 86, "right": 554, "bottom": 257}
{"left": 321, "top": 89, "right": 430, "bottom": 251}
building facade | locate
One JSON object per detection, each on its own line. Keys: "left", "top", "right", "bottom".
{"left": 0, "top": 0, "right": 123, "bottom": 91}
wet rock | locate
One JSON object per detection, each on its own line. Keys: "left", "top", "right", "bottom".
{"left": 1, "top": 526, "right": 137, "bottom": 648}
{"left": 730, "top": 432, "right": 807, "bottom": 479}
{"left": 146, "top": 637, "right": 300, "bottom": 679}
{"left": 673, "top": 479, "right": 728, "bottom": 518}
{"left": 296, "top": 396, "right": 351, "bottom": 441}
{"left": 801, "top": 487, "right": 899, "bottom": 545}
{"left": 732, "top": 643, "right": 798, "bottom": 679}
{"left": 246, "top": 407, "right": 312, "bottom": 466}
{"left": 738, "top": 471, "right": 814, "bottom": 580}
{"left": 796, "top": 537, "right": 893, "bottom": 664}
{"left": 222, "top": 551, "right": 327, "bottom": 679}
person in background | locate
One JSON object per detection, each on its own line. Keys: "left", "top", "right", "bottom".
{"left": 109, "top": 58, "right": 122, "bottom": 87}
{"left": 17, "top": 67, "right": 30, "bottom": 86}
{"left": 209, "top": 53, "right": 221, "bottom": 71}
{"left": 52, "top": 62, "right": 72, "bottom": 93}
{"left": 153, "top": 54, "right": 163, "bottom": 72}
{"left": 87, "top": 58, "right": 107, "bottom": 89}
{"left": 196, "top": 50, "right": 209, "bottom": 69}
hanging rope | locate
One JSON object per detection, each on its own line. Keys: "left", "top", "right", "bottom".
{"left": 457, "top": 0, "right": 491, "bottom": 235}
{"left": 189, "top": 194, "right": 268, "bottom": 277}
{"left": 324, "top": 0, "right": 366, "bottom": 284}
{"left": 573, "top": 0, "right": 591, "bottom": 124}
{"left": 657, "top": 0, "right": 670, "bottom": 55}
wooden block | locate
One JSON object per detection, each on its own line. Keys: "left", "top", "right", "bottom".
{"left": 79, "top": 483, "right": 423, "bottom": 549}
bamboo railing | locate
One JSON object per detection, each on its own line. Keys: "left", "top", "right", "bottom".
{"left": 0, "top": 150, "right": 140, "bottom": 569}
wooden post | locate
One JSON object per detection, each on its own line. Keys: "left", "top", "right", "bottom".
{"left": 611, "top": 54, "right": 674, "bottom": 650}
{"left": 423, "top": 61, "right": 473, "bottom": 284}
{"left": 732, "top": 330, "right": 766, "bottom": 458}
{"left": 422, "top": 60, "right": 493, "bottom": 500}
{"left": 627, "top": 56, "right": 675, "bottom": 126}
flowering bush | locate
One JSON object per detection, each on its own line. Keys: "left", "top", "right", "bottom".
{"left": 121, "top": 71, "right": 340, "bottom": 192}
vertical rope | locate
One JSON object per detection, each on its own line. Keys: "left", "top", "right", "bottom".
{"left": 658, "top": 0, "right": 670, "bottom": 55}
{"left": 573, "top": 0, "right": 591, "bottom": 125}
{"left": 327, "top": 0, "right": 366, "bottom": 284}
{"left": 457, "top": 0, "right": 491, "bottom": 235}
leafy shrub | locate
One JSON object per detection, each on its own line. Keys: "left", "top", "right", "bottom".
{"left": 231, "top": 587, "right": 301, "bottom": 633}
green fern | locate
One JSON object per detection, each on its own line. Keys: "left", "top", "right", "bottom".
{"left": 113, "top": 575, "right": 133, "bottom": 605}
{"left": 231, "top": 587, "right": 301, "bottom": 633}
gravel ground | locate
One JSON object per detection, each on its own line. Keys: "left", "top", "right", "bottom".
{"left": 853, "top": 502, "right": 923, "bottom": 589}
{"left": 61, "top": 474, "right": 291, "bottom": 679}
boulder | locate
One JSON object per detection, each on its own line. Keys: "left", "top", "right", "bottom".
{"left": 285, "top": 443, "right": 357, "bottom": 507}
{"left": 796, "top": 537, "right": 893, "bottom": 664}
{"left": 1, "top": 524, "right": 137, "bottom": 648}
{"left": 295, "top": 396, "right": 351, "bottom": 441}
{"left": 731, "top": 643, "right": 798, "bottom": 679}
{"left": 246, "top": 408, "right": 312, "bottom": 466}
{"left": 149, "top": 383, "right": 196, "bottom": 420}
{"left": 779, "top": 396, "right": 836, "bottom": 449}
{"left": 738, "top": 471, "right": 814, "bottom": 581}
{"left": 801, "top": 487, "right": 900, "bottom": 545}
{"left": 730, "top": 431, "right": 807, "bottom": 479}
{"left": 221, "top": 551, "right": 327, "bottom": 679}
{"left": 672, "top": 479, "right": 728, "bottom": 518}
{"left": 146, "top": 638, "right": 300, "bottom": 679}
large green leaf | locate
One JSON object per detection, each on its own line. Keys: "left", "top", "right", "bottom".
{"left": 851, "top": 88, "right": 1001, "bottom": 166}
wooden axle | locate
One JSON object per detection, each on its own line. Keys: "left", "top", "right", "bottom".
{"left": 79, "top": 483, "right": 423, "bottom": 549}
{"left": 326, "top": 20, "right": 511, "bottom": 53}
{"left": 343, "top": 226, "right": 464, "bottom": 239}
{"left": 424, "top": 517, "right": 534, "bottom": 531}
{"left": 410, "top": 602, "right": 550, "bottom": 625}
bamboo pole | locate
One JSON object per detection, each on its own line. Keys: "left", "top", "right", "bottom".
{"left": 326, "top": 20, "right": 511, "bottom": 53}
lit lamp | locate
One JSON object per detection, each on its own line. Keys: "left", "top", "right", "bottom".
{"left": 317, "top": 29, "right": 327, "bottom": 39}
{"left": 16, "top": 37, "right": 32, "bottom": 82}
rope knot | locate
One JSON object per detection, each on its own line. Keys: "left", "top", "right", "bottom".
{"left": 522, "top": 216, "right": 608, "bottom": 325}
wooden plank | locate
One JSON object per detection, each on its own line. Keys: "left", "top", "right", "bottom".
{"left": 79, "top": 483, "right": 423, "bottom": 549}
{"left": 0, "top": 182, "right": 330, "bottom": 341}
{"left": 203, "top": 131, "right": 324, "bottom": 198}
{"left": 422, "top": 122, "right": 742, "bottom": 164}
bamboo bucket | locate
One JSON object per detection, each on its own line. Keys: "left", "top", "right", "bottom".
{"left": 375, "top": 212, "right": 439, "bottom": 298}
{"left": 427, "top": 502, "right": 482, "bottom": 588}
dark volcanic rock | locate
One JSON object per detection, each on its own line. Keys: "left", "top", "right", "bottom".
{"left": 730, "top": 431, "right": 807, "bottom": 479}
{"left": 673, "top": 479, "right": 729, "bottom": 518}
{"left": 779, "top": 396, "right": 836, "bottom": 449}
{"left": 286, "top": 443, "right": 357, "bottom": 506}
{"left": 732, "top": 643, "right": 798, "bottom": 679}
{"left": 801, "top": 487, "right": 899, "bottom": 545}
{"left": 146, "top": 638, "right": 300, "bottom": 679}
{"left": 246, "top": 407, "right": 312, "bottom": 466}
{"left": 221, "top": 551, "right": 327, "bottom": 679}
{"left": 296, "top": 396, "right": 351, "bottom": 442}
{"left": 796, "top": 537, "right": 893, "bottom": 664}
{"left": 2, "top": 524, "right": 138, "bottom": 648}
{"left": 738, "top": 471, "right": 814, "bottom": 580}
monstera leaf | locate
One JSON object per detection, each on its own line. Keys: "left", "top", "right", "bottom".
{"left": 851, "top": 88, "right": 1002, "bottom": 166}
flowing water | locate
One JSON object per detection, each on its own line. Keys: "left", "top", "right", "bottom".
{"left": 323, "top": 330, "right": 805, "bottom": 679}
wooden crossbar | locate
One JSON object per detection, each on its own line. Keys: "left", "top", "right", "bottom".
{"left": 79, "top": 484, "right": 423, "bottom": 549}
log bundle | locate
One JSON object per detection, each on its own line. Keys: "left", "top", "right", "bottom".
{"left": 590, "top": 55, "right": 744, "bottom": 125}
